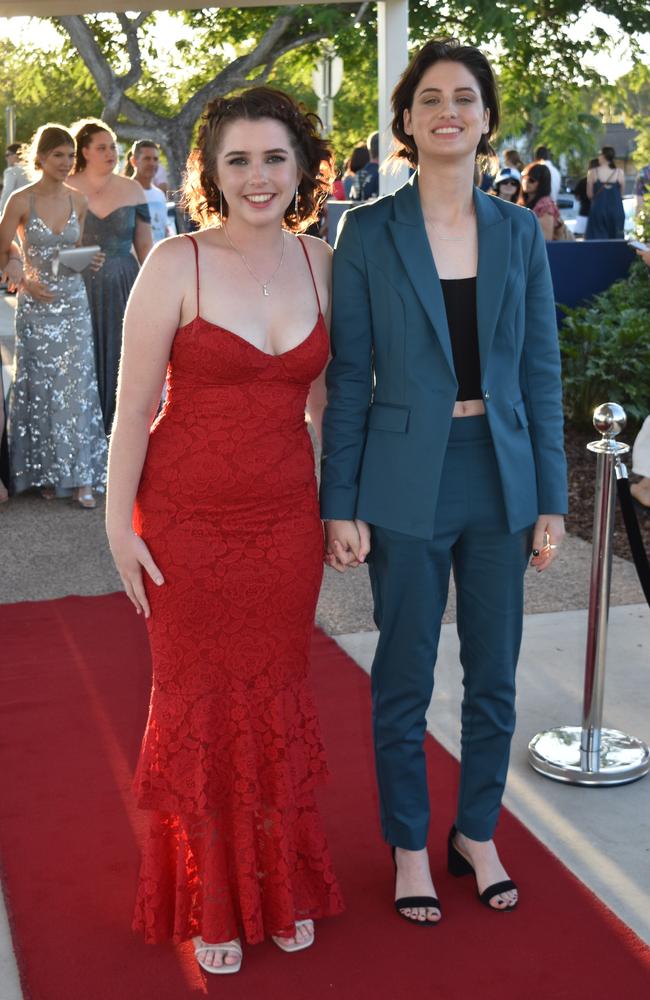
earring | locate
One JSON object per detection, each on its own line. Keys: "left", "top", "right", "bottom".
{"left": 294, "top": 187, "right": 299, "bottom": 213}
{"left": 219, "top": 189, "right": 223, "bottom": 217}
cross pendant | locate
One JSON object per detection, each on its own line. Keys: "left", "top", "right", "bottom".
{"left": 262, "top": 285, "right": 269, "bottom": 296}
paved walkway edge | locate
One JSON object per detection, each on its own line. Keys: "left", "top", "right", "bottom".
{"left": 0, "top": 884, "right": 22, "bottom": 1000}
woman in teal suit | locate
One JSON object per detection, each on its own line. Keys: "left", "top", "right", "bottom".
{"left": 320, "top": 40, "right": 567, "bottom": 924}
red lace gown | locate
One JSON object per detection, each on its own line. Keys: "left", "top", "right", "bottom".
{"left": 131, "top": 235, "right": 344, "bottom": 945}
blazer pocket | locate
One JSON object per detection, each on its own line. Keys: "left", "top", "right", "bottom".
{"left": 367, "top": 402, "right": 410, "bottom": 433}
{"left": 513, "top": 399, "right": 529, "bottom": 429}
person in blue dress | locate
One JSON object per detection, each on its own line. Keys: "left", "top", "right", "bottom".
{"left": 585, "top": 146, "right": 625, "bottom": 240}
{"left": 68, "top": 119, "right": 153, "bottom": 433}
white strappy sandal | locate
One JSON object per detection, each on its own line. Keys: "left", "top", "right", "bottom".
{"left": 272, "top": 919, "right": 315, "bottom": 953}
{"left": 74, "top": 488, "right": 96, "bottom": 509}
{"left": 192, "top": 936, "right": 242, "bottom": 974}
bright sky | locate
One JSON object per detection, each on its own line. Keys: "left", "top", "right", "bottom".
{"left": 568, "top": 8, "right": 650, "bottom": 80}
{"left": 0, "top": 6, "right": 648, "bottom": 81}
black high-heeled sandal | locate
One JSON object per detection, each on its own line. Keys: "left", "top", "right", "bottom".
{"left": 447, "top": 826, "right": 518, "bottom": 911}
{"left": 392, "top": 847, "right": 441, "bottom": 926}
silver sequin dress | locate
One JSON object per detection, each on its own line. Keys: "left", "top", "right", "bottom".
{"left": 7, "top": 196, "right": 107, "bottom": 496}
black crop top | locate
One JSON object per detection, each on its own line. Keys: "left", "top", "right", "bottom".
{"left": 440, "top": 277, "right": 482, "bottom": 401}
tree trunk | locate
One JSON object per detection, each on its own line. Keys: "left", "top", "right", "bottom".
{"left": 56, "top": 12, "right": 341, "bottom": 206}
{"left": 158, "top": 126, "right": 192, "bottom": 196}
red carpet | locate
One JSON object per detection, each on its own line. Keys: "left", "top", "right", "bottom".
{"left": 1, "top": 592, "right": 649, "bottom": 1000}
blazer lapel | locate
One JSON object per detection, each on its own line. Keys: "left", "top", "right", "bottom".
{"left": 387, "top": 179, "right": 513, "bottom": 383}
{"left": 474, "top": 189, "right": 511, "bottom": 380}
{"left": 388, "top": 178, "right": 455, "bottom": 377}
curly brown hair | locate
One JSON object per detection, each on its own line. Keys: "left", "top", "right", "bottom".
{"left": 182, "top": 87, "right": 334, "bottom": 232}
{"left": 69, "top": 118, "right": 117, "bottom": 174}
{"left": 390, "top": 38, "right": 500, "bottom": 169}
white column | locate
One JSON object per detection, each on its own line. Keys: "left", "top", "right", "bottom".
{"left": 377, "top": 0, "right": 409, "bottom": 195}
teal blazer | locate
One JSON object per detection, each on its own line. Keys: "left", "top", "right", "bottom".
{"left": 320, "top": 176, "right": 568, "bottom": 539}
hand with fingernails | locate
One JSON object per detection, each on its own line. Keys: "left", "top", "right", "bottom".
{"left": 324, "top": 518, "right": 371, "bottom": 572}
{"left": 108, "top": 528, "right": 164, "bottom": 617}
{"left": 529, "top": 514, "right": 565, "bottom": 572}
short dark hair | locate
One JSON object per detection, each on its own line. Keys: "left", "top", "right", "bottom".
{"left": 390, "top": 37, "right": 500, "bottom": 168}
{"left": 6, "top": 142, "right": 22, "bottom": 156}
{"left": 182, "top": 86, "right": 333, "bottom": 232}
{"left": 601, "top": 146, "right": 616, "bottom": 169}
{"left": 349, "top": 143, "right": 370, "bottom": 174}
{"left": 534, "top": 145, "right": 550, "bottom": 161}
{"left": 124, "top": 139, "right": 159, "bottom": 177}
{"left": 503, "top": 147, "right": 524, "bottom": 170}
{"left": 519, "top": 162, "right": 551, "bottom": 209}
{"left": 130, "top": 139, "right": 159, "bottom": 157}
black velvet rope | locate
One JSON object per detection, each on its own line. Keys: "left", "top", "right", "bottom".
{"left": 616, "top": 476, "right": 650, "bottom": 608}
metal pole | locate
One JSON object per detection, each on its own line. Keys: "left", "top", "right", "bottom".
{"left": 5, "top": 106, "right": 15, "bottom": 147}
{"left": 377, "top": 0, "right": 409, "bottom": 195}
{"left": 528, "top": 402, "right": 650, "bottom": 785}
{"left": 580, "top": 444, "right": 616, "bottom": 771}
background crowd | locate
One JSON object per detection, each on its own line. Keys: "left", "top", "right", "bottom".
{"left": 0, "top": 121, "right": 173, "bottom": 507}
{"left": 334, "top": 134, "right": 635, "bottom": 244}
{"left": 0, "top": 113, "right": 648, "bottom": 511}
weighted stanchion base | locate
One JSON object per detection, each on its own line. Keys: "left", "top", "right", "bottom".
{"left": 528, "top": 726, "right": 650, "bottom": 786}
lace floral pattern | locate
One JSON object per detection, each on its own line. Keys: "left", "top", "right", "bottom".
{"left": 132, "top": 314, "right": 344, "bottom": 944}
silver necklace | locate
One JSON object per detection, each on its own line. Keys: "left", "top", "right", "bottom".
{"left": 424, "top": 210, "right": 475, "bottom": 242}
{"left": 86, "top": 174, "right": 114, "bottom": 197}
{"left": 223, "top": 225, "right": 286, "bottom": 296}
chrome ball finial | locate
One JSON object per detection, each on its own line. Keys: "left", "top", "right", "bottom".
{"left": 593, "top": 402, "right": 626, "bottom": 439}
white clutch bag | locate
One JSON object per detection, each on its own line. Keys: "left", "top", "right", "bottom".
{"left": 52, "top": 245, "right": 101, "bottom": 277}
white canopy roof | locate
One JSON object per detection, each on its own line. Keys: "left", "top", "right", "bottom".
{"left": 0, "top": 2, "right": 328, "bottom": 14}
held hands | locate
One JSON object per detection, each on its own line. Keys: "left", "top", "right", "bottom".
{"left": 324, "top": 518, "right": 371, "bottom": 573}
{"left": 530, "top": 514, "right": 565, "bottom": 572}
{"left": 108, "top": 529, "right": 164, "bottom": 618}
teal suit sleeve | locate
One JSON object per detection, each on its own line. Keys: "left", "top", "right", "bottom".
{"left": 520, "top": 214, "right": 569, "bottom": 514}
{"left": 320, "top": 210, "right": 373, "bottom": 519}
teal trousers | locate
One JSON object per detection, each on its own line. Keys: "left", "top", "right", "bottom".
{"left": 368, "top": 415, "right": 533, "bottom": 847}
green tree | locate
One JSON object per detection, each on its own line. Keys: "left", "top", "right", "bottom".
{"left": 54, "top": 7, "right": 372, "bottom": 185}
{"left": 5, "top": 3, "right": 648, "bottom": 187}
{"left": 0, "top": 37, "right": 101, "bottom": 152}
{"left": 598, "top": 63, "right": 650, "bottom": 169}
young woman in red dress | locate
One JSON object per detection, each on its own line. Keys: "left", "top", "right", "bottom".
{"left": 106, "top": 87, "right": 343, "bottom": 976}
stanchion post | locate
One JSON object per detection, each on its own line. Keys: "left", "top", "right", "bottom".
{"left": 580, "top": 425, "right": 619, "bottom": 772}
{"left": 528, "top": 403, "right": 650, "bottom": 786}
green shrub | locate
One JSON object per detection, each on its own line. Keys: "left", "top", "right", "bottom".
{"left": 559, "top": 261, "right": 650, "bottom": 429}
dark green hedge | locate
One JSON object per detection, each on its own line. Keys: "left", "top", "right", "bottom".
{"left": 559, "top": 260, "right": 650, "bottom": 429}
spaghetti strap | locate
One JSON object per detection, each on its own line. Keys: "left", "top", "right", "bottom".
{"left": 297, "top": 236, "right": 321, "bottom": 314}
{"left": 185, "top": 234, "right": 200, "bottom": 316}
